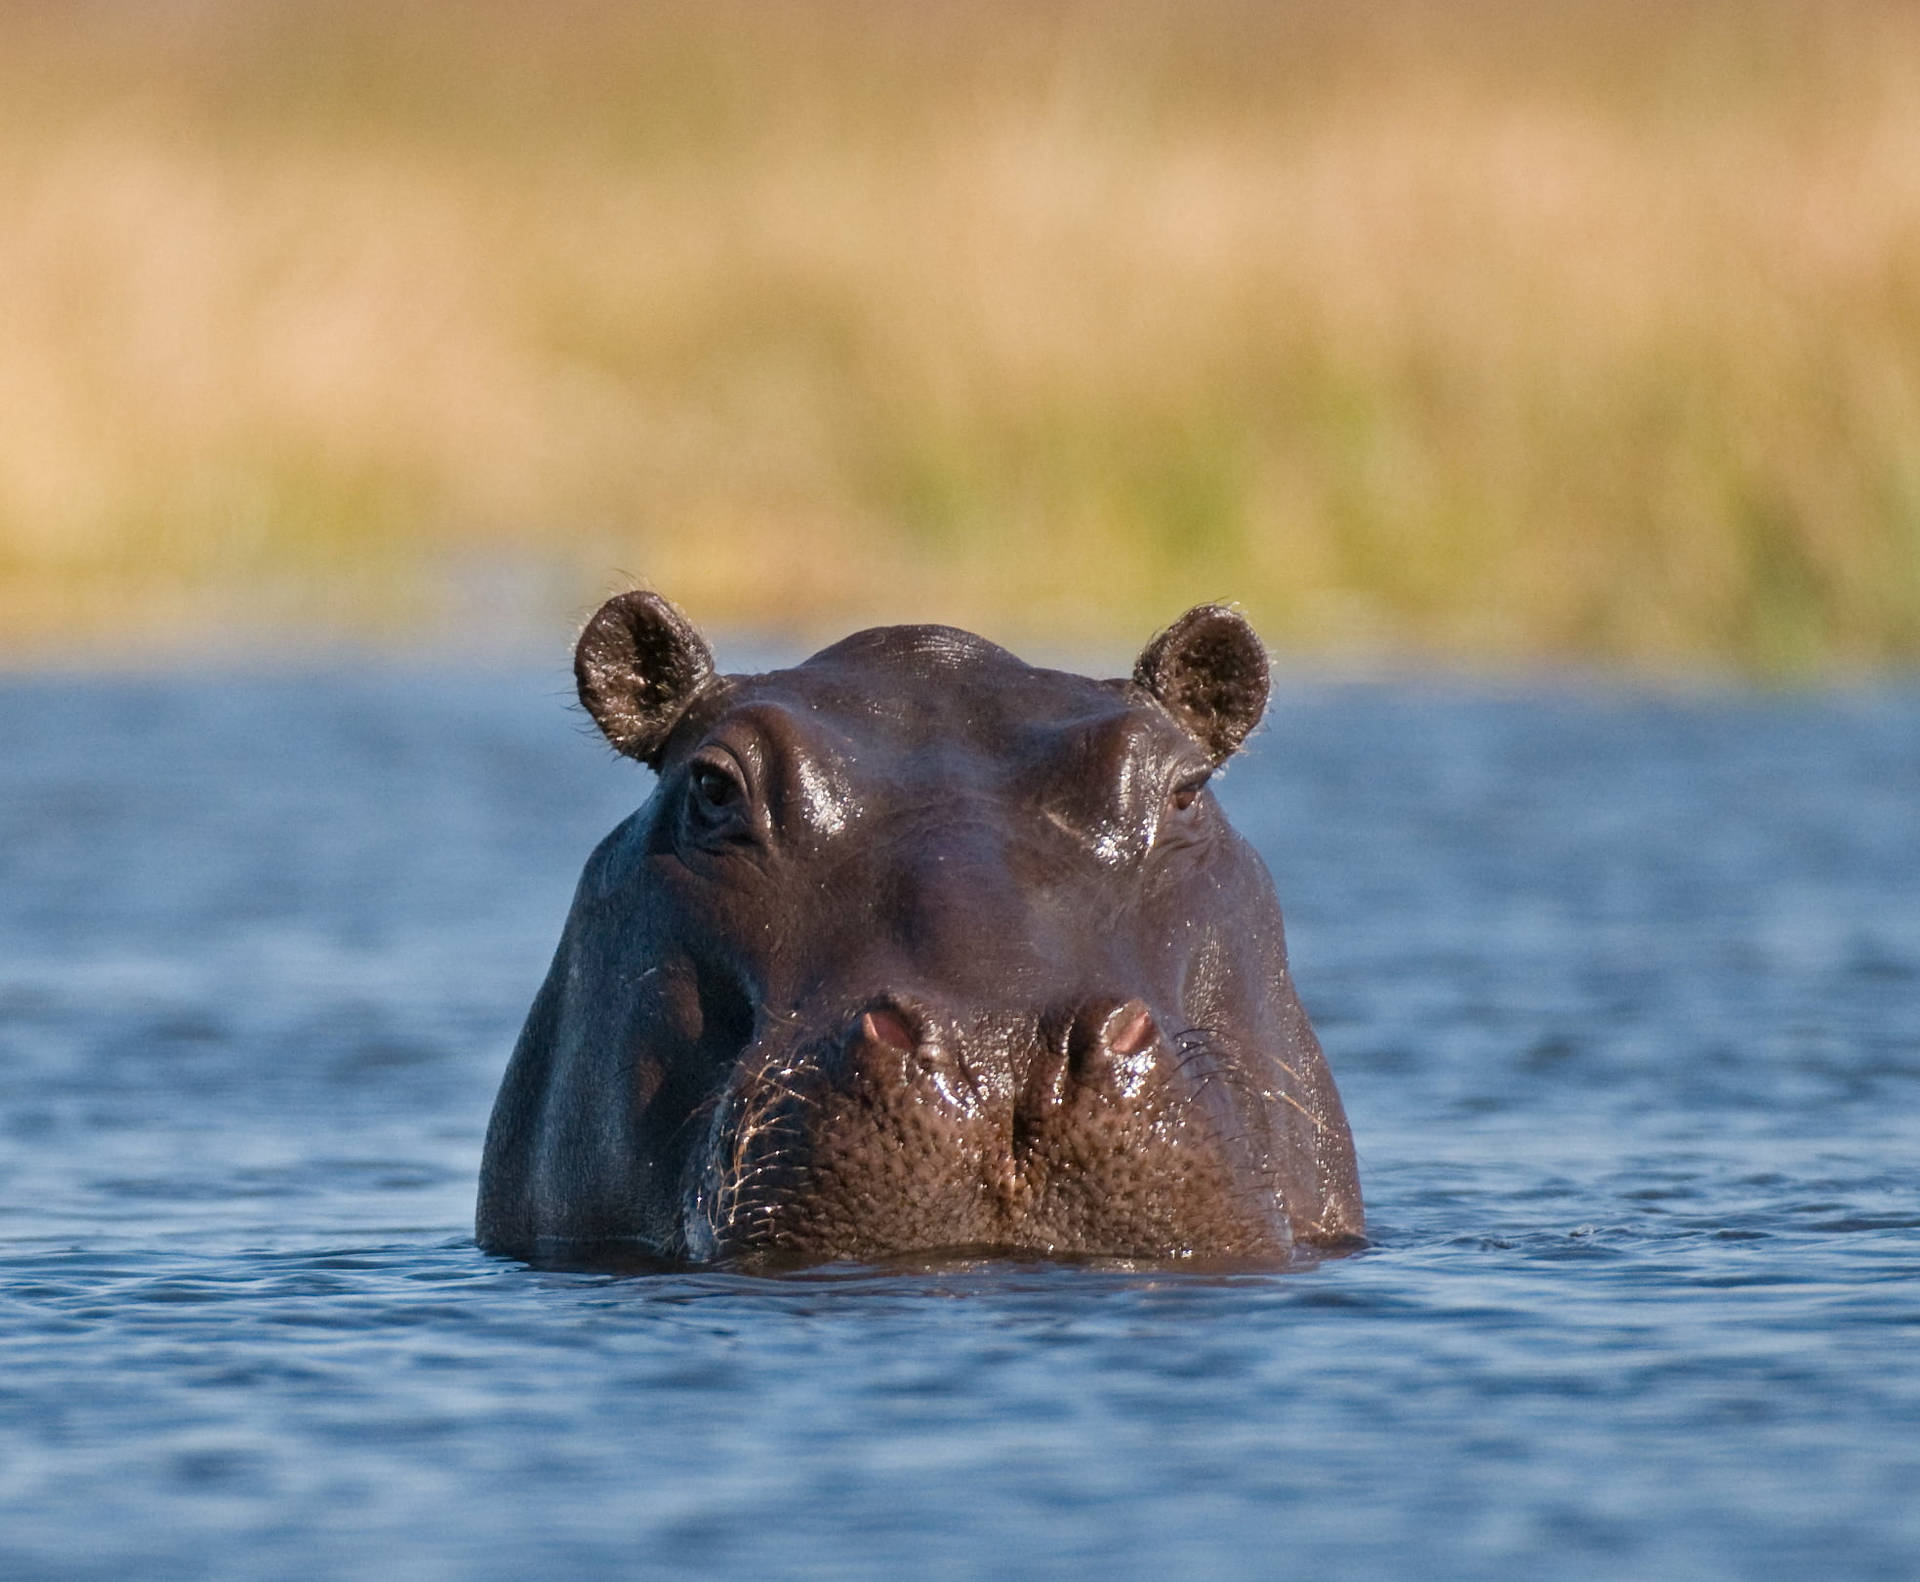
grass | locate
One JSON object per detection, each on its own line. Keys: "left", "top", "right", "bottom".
{"left": 2, "top": 0, "right": 1918, "bottom": 673}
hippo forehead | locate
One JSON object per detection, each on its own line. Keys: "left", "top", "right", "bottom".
{"left": 674, "top": 624, "right": 1199, "bottom": 786}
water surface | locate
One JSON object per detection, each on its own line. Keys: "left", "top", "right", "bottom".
{"left": 1, "top": 664, "right": 1916, "bottom": 1578}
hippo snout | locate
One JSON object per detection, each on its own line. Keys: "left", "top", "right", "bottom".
{"left": 685, "top": 991, "right": 1297, "bottom": 1266}
{"left": 476, "top": 592, "right": 1364, "bottom": 1269}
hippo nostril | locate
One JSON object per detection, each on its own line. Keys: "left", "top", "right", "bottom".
{"left": 1063, "top": 997, "right": 1162, "bottom": 1093}
{"left": 859, "top": 1005, "right": 919, "bottom": 1053}
{"left": 1105, "top": 999, "right": 1157, "bottom": 1058}
{"left": 1059, "top": 998, "right": 1159, "bottom": 1098}
{"left": 844, "top": 1000, "right": 985, "bottom": 1114}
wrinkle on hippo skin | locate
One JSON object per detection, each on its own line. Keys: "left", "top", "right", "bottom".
{"left": 477, "top": 592, "right": 1363, "bottom": 1270}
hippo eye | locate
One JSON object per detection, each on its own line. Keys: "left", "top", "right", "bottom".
{"left": 1167, "top": 771, "right": 1211, "bottom": 815}
{"left": 692, "top": 765, "right": 735, "bottom": 806}
{"left": 684, "top": 755, "right": 748, "bottom": 829}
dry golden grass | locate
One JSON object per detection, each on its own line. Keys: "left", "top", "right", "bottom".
{"left": 2, "top": 0, "right": 1917, "bottom": 670}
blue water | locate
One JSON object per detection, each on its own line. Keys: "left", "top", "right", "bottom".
{"left": 1, "top": 662, "right": 1916, "bottom": 1579}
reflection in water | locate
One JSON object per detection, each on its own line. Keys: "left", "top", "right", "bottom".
{"left": 0, "top": 670, "right": 1915, "bottom": 1578}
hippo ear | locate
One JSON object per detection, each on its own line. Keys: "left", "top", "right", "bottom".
{"left": 1132, "top": 604, "right": 1271, "bottom": 765}
{"left": 575, "top": 591, "right": 716, "bottom": 766}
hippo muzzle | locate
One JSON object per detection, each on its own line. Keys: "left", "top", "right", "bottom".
{"left": 476, "top": 593, "right": 1363, "bottom": 1269}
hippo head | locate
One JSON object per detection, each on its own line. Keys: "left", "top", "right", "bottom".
{"left": 477, "top": 592, "right": 1362, "bottom": 1269}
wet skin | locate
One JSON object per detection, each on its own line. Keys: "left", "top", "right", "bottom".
{"left": 476, "top": 593, "right": 1363, "bottom": 1269}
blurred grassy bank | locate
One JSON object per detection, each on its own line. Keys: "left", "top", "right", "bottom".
{"left": 3, "top": 0, "right": 1918, "bottom": 672}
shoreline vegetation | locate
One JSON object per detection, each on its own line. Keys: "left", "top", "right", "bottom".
{"left": 2, "top": 1, "right": 1917, "bottom": 675}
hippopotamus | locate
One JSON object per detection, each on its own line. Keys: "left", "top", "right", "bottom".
{"left": 476, "top": 591, "right": 1362, "bottom": 1269}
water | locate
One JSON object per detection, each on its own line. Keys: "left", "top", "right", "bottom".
{"left": 1, "top": 661, "right": 1916, "bottom": 1579}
